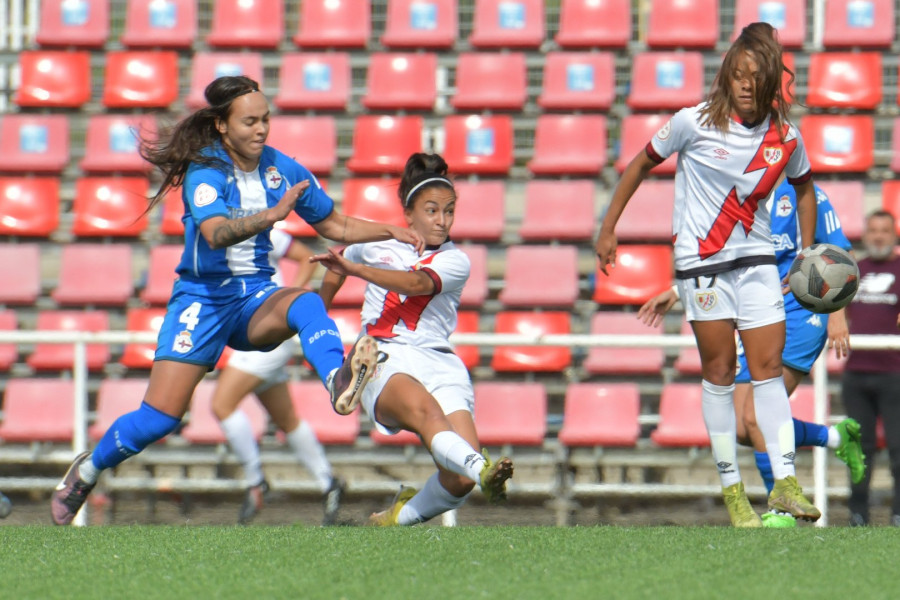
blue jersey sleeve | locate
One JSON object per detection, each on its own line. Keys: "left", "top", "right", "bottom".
{"left": 182, "top": 162, "right": 230, "bottom": 225}
{"left": 271, "top": 148, "right": 335, "bottom": 225}
{"left": 813, "top": 189, "right": 852, "bottom": 251}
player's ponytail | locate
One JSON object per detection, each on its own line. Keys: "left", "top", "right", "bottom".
{"left": 398, "top": 153, "right": 455, "bottom": 209}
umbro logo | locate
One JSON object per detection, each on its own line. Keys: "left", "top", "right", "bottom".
{"left": 713, "top": 148, "right": 730, "bottom": 160}
{"left": 782, "top": 452, "right": 796, "bottom": 462}
{"left": 716, "top": 461, "right": 734, "bottom": 472}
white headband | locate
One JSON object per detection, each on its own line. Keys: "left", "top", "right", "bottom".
{"left": 404, "top": 177, "right": 453, "bottom": 206}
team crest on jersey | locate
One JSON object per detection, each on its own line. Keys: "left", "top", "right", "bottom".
{"left": 776, "top": 194, "right": 792, "bottom": 217}
{"left": 763, "top": 147, "right": 783, "bottom": 165}
{"left": 656, "top": 120, "right": 672, "bottom": 141}
{"left": 193, "top": 183, "right": 217, "bottom": 207}
{"left": 694, "top": 291, "right": 717, "bottom": 311}
{"left": 173, "top": 330, "right": 193, "bottom": 353}
{"left": 264, "top": 166, "right": 283, "bottom": 189}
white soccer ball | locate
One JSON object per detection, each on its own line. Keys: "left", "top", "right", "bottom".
{"left": 788, "top": 243, "right": 860, "bottom": 314}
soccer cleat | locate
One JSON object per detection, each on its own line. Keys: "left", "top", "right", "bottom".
{"left": 761, "top": 511, "right": 797, "bottom": 528}
{"left": 51, "top": 451, "right": 96, "bottom": 526}
{"left": 321, "top": 476, "right": 346, "bottom": 526}
{"left": 329, "top": 336, "right": 380, "bottom": 415}
{"left": 834, "top": 418, "right": 866, "bottom": 484}
{"left": 721, "top": 482, "right": 763, "bottom": 527}
{"left": 479, "top": 449, "right": 514, "bottom": 504}
{"left": 369, "top": 486, "right": 418, "bottom": 526}
{"left": 768, "top": 476, "right": 821, "bottom": 521}
{"left": 238, "top": 480, "right": 270, "bottom": 525}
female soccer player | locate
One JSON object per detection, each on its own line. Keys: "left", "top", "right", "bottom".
{"left": 313, "top": 153, "right": 513, "bottom": 526}
{"left": 211, "top": 229, "right": 345, "bottom": 525}
{"left": 51, "top": 76, "right": 422, "bottom": 525}
{"left": 596, "top": 23, "right": 819, "bottom": 527}
{"left": 638, "top": 180, "right": 866, "bottom": 527}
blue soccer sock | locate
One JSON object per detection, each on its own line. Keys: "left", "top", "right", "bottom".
{"left": 754, "top": 451, "right": 775, "bottom": 495}
{"left": 794, "top": 417, "right": 829, "bottom": 448}
{"left": 91, "top": 402, "right": 181, "bottom": 471}
{"left": 286, "top": 292, "right": 345, "bottom": 385}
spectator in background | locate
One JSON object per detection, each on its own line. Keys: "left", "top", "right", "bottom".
{"left": 842, "top": 210, "right": 900, "bottom": 527}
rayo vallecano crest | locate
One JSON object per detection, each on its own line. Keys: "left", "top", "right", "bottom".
{"left": 695, "top": 290, "right": 717, "bottom": 311}
{"left": 763, "top": 147, "right": 783, "bottom": 165}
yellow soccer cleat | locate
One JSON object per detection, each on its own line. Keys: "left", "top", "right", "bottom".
{"left": 369, "top": 487, "right": 418, "bottom": 526}
{"left": 768, "top": 476, "right": 821, "bottom": 522}
{"left": 722, "top": 482, "right": 763, "bottom": 528}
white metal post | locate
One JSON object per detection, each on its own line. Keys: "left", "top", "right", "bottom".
{"left": 72, "top": 341, "right": 89, "bottom": 527}
{"left": 812, "top": 349, "right": 829, "bottom": 527}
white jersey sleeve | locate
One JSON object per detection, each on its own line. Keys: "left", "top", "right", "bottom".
{"left": 783, "top": 124, "right": 811, "bottom": 182}
{"left": 649, "top": 106, "right": 699, "bottom": 160}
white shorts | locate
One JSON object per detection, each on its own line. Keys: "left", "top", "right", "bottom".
{"left": 226, "top": 338, "right": 299, "bottom": 392}
{"left": 362, "top": 342, "right": 475, "bottom": 435}
{"left": 677, "top": 264, "right": 785, "bottom": 330}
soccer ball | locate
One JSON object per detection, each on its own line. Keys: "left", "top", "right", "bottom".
{"left": 788, "top": 243, "right": 859, "bottom": 314}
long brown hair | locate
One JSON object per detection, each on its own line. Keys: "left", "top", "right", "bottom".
{"left": 698, "top": 22, "right": 794, "bottom": 139}
{"left": 140, "top": 75, "right": 260, "bottom": 210}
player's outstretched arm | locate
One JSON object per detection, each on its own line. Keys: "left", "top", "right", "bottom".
{"left": 312, "top": 247, "right": 435, "bottom": 297}
{"left": 313, "top": 212, "right": 424, "bottom": 253}
{"left": 637, "top": 287, "right": 679, "bottom": 328}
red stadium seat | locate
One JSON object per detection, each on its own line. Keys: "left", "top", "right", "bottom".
{"left": 452, "top": 180, "right": 505, "bottom": 242}
{"left": 0, "top": 311, "right": 18, "bottom": 370}
{"left": 159, "top": 186, "right": 185, "bottom": 236}
{"left": 27, "top": 311, "right": 110, "bottom": 371}
{"left": 121, "top": 0, "right": 197, "bottom": 48}
{"left": 72, "top": 177, "right": 150, "bottom": 237}
{"left": 646, "top": 0, "right": 719, "bottom": 48}
{"left": 15, "top": 51, "right": 91, "bottom": 108}
{"left": 206, "top": 0, "right": 283, "bottom": 48}
{"left": 673, "top": 318, "right": 702, "bottom": 376}
{"left": 626, "top": 52, "right": 705, "bottom": 111}
{"left": 814, "top": 180, "right": 865, "bottom": 241}
{"left": 362, "top": 53, "right": 438, "bottom": 110}
{"left": 288, "top": 382, "right": 360, "bottom": 445}
{"left": 102, "top": 51, "right": 179, "bottom": 108}
{"left": 823, "top": 0, "right": 894, "bottom": 48}
{"left": 36, "top": 0, "right": 109, "bottom": 48}
{"left": 140, "top": 244, "right": 182, "bottom": 305}
{"left": 329, "top": 308, "right": 362, "bottom": 351}
{"left": 293, "top": 0, "right": 371, "bottom": 48}
{"left": 381, "top": 0, "right": 457, "bottom": 48}
{"left": 559, "top": 383, "right": 641, "bottom": 447}
{"left": 469, "top": 0, "right": 545, "bottom": 48}
{"left": 346, "top": 116, "right": 424, "bottom": 174}
{"left": 274, "top": 53, "right": 351, "bottom": 111}
{"left": 266, "top": 116, "right": 336, "bottom": 175}
{"left": 0, "top": 114, "right": 69, "bottom": 173}
{"left": 180, "top": 380, "right": 268, "bottom": 444}
{"left": 651, "top": 383, "right": 709, "bottom": 447}
{"left": 537, "top": 52, "right": 615, "bottom": 111}
{"left": 583, "top": 312, "right": 665, "bottom": 376}
{"left": 120, "top": 307, "right": 166, "bottom": 369}
{"left": 52, "top": 244, "right": 133, "bottom": 307}
{"left": 806, "top": 52, "right": 882, "bottom": 110}
{"left": 186, "top": 52, "right": 263, "bottom": 109}
{"left": 0, "top": 243, "right": 41, "bottom": 305}
{"left": 0, "top": 178, "right": 60, "bottom": 237}
{"left": 442, "top": 115, "right": 514, "bottom": 175}
{"left": 732, "top": 0, "right": 806, "bottom": 48}
{"left": 370, "top": 428, "right": 422, "bottom": 446}
{"left": 90, "top": 379, "right": 148, "bottom": 441}
{"left": 454, "top": 310, "right": 480, "bottom": 369}
{"left": 592, "top": 244, "right": 672, "bottom": 305}
{"left": 452, "top": 53, "right": 527, "bottom": 111}
{"left": 80, "top": 115, "right": 156, "bottom": 173}
{"left": 474, "top": 382, "right": 547, "bottom": 446}
{"left": 499, "top": 245, "right": 579, "bottom": 308}
{"left": 616, "top": 114, "right": 676, "bottom": 175}
{"left": 520, "top": 180, "right": 595, "bottom": 242}
{"left": 882, "top": 180, "right": 900, "bottom": 235}
{"left": 491, "top": 311, "right": 572, "bottom": 372}
{"left": 331, "top": 276, "right": 368, "bottom": 308}
{"left": 789, "top": 385, "right": 829, "bottom": 426}
{"left": 340, "top": 178, "right": 405, "bottom": 227}
{"left": 555, "top": 0, "right": 631, "bottom": 48}
{"left": 0, "top": 379, "right": 74, "bottom": 442}
{"left": 458, "top": 244, "right": 488, "bottom": 308}
{"left": 801, "top": 115, "right": 874, "bottom": 173}
{"left": 615, "top": 179, "right": 674, "bottom": 242}
{"left": 527, "top": 114, "right": 607, "bottom": 176}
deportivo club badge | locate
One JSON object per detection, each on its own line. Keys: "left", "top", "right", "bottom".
{"left": 265, "top": 166, "right": 283, "bottom": 189}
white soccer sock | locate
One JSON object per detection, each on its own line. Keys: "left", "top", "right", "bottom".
{"left": 752, "top": 376, "right": 796, "bottom": 480}
{"left": 285, "top": 420, "right": 333, "bottom": 492}
{"left": 429, "top": 430, "right": 485, "bottom": 482}
{"left": 701, "top": 380, "right": 741, "bottom": 487}
{"left": 220, "top": 410, "right": 265, "bottom": 487}
{"left": 397, "top": 472, "right": 468, "bottom": 526}
{"left": 827, "top": 426, "right": 841, "bottom": 449}
{"left": 78, "top": 454, "right": 100, "bottom": 484}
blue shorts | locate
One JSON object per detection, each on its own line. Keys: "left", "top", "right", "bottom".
{"left": 155, "top": 275, "right": 281, "bottom": 367}
{"left": 736, "top": 302, "right": 828, "bottom": 382}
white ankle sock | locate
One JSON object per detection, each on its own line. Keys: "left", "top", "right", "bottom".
{"left": 827, "top": 426, "right": 841, "bottom": 449}
{"left": 285, "top": 420, "right": 333, "bottom": 492}
{"left": 78, "top": 454, "right": 100, "bottom": 484}
{"left": 701, "top": 379, "right": 741, "bottom": 487}
{"left": 397, "top": 472, "right": 468, "bottom": 525}
{"left": 752, "top": 376, "right": 796, "bottom": 480}
{"left": 220, "top": 410, "right": 265, "bottom": 487}
{"left": 429, "top": 430, "right": 484, "bottom": 482}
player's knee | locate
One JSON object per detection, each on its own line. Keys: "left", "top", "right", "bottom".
{"left": 702, "top": 362, "right": 736, "bottom": 386}
{"left": 116, "top": 402, "right": 181, "bottom": 453}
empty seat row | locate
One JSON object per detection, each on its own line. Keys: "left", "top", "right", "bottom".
{"left": 34, "top": 0, "right": 898, "bottom": 51}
